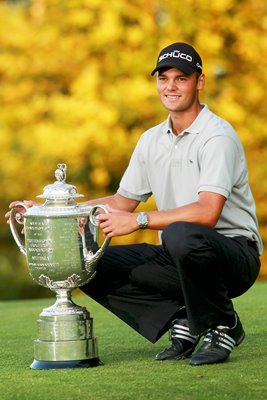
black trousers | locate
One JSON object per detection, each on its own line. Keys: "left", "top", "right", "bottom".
{"left": 81, "top": 222, "right": 260, "bottom": 343}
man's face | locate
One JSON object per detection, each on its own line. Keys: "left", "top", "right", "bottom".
{"left": 156, "top": 68, "right": 204, "bottom": 114}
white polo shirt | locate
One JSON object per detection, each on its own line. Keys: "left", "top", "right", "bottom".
{"left": 118, "top": 105, "right": 263, "bottom": 254}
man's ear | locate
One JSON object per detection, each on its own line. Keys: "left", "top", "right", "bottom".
{"left": 197, "top": 74, "right": 205, "bottom": 90}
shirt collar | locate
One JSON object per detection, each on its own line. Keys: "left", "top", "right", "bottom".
{"left": 161, "top": 104, "right": 209, "bottom": 136}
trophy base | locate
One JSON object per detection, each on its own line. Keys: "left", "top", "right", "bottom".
{"left": 30, "top": 357, "right": 103, "bottom": 370}
{"left": 30, "top": 290, "right": 102, "bottom": 370}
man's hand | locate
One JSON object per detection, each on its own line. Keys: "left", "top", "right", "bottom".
{"left": 5, "top": 200, "right": 35, "bottom": 224}
{"left": 98, "top": 205, "right": 139, "bottom": 238}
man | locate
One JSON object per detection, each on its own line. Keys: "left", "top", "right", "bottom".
{"left": 8, "top": 42, "right": 262, "bottom": 365}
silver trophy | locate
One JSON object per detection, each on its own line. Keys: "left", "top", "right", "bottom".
{"left": 9, "top": 163, "right": 110, "bottom": 369}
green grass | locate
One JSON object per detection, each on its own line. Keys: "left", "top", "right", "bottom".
{"left": 0, "top": 282, "right": 266, "bottom": 400}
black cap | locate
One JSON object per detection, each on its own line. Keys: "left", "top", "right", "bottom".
{"left": 151, "top": 42, "right": 202, "bottom": 76}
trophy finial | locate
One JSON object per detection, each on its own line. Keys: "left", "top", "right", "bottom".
{"left": 55, "top": 163, "right": 67, "bottom": 183}
{"left": 37, "top": 163, "right": 82, "bottom": 200}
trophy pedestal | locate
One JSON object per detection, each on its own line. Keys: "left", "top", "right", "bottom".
{"left": 30, "top": 290, "right": 102, "bottom": 370}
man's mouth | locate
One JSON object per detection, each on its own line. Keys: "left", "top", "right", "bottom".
{"left": 165, "top": 95, "right": 181, "bottom": 99}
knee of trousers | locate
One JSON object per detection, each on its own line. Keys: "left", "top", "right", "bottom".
{"left": 162, "top": 221, "right": 212, "bottom": 262}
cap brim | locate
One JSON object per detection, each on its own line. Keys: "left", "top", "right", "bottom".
{"left": 151, "top": 61, "right": 196, "bottom": 76}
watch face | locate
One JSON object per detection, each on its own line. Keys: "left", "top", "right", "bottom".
{"left": 137, "top": 212, "right": 148, "bottom": 229}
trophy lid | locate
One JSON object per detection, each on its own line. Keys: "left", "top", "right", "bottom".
{"left": 23, "top": 163, "right": 91, "bottom": 217}
{"left": 37, "top": 164, "right": 83, "bottom": 200}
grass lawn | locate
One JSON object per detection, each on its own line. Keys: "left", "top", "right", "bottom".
{"left": 0, "top": 281, "right": 266, "bottom": 400}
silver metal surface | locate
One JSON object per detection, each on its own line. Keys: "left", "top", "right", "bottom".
{"left": 9, "top": 164, "right": 109, "bottom": 369}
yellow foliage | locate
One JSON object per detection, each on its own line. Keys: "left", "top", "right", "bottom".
{"left": 1, "top": 0, "right": 267, "bottom": 279}
{"left": 90, "top": 167, "right": 111, "bottom": 188}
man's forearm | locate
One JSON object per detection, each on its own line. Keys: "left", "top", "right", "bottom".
{"left": 146, "top": 192, "right": 226, "bottom": 230}
{"left": 86, "top": 195, "right": 116, "bottom": 207}
{"left": 86, "top": 193, "right": 139, "bottom": 212}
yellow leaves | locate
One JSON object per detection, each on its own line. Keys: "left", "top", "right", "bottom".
{"left": 0, "top": 0, "right": 267, "bottom": 273}
{"left": 203, "top": 0, "right": 233, "bottom": 13}
{"left": 90, "top": 167, "right": 110, "bottom": 188}
{"left": 213, "top": 93, "right": 246, "bottom": 126}
{"left": 29, "top": 0, "right": 46, "bottom": 19}
{"left": 242, "top": 77, "right": 265, "bottom": 105}
{"left": 196, "top": 32, "right": 224, "bottom": 57}
{"left": 64, "top": 8, "right": 95, "bottom": 29}
{"left": 90, "top": 8, "right": 123, "bottom": 44}
{"left": 126, "top": 27, "right": 145, "bottom": 47}
{"left": 71, "top": 64, "right": 100, "bottom": 98}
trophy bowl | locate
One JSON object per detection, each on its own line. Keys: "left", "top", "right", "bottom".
{"left": 9, "top": 163, "right": 110, "bottom": 369}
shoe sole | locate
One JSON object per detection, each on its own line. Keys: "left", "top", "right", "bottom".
{"left": 172, "top": 347, "right": 195, "bottom": 360}
{"left": 156, "top": 336, "right": 201, "bottom": 361}
{"left": 156, "top": 346, "right": 195, "bottom": 361}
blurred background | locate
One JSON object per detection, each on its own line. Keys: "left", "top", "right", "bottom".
{"left": 1, "top": 0, "right": 266, "bottom": 300}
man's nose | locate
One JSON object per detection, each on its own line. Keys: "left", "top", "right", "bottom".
{"left": 166, "top": 80, "right": 177, "bottom": 90}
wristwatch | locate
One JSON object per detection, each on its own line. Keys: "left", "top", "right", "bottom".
{"left": 136, "top": 212, "right": 148, "bottom": 229}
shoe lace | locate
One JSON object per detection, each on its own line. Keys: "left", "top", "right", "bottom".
{"left": 205, "top": 329, "right": 220, "bottom": 345}
{"left": 205, "top": 328, "right": 236, "bottom": 351}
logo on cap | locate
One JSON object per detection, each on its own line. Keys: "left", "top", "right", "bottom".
{"left": 158, "top": 50, "right": 193, "bottom": 64}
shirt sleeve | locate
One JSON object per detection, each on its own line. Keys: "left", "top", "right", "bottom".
{"left": 117, "top": 138, "right": 152, "bottom": 202}
{"left": 198, "top": 135, "right": 241, "bottom": 198}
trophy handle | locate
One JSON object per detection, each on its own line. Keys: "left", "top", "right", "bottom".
{"left": 89, "top": 204, "right": 110, "bottom": 252}
{"left": 9, "top": 202, "right": 28, "bottom": 256}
